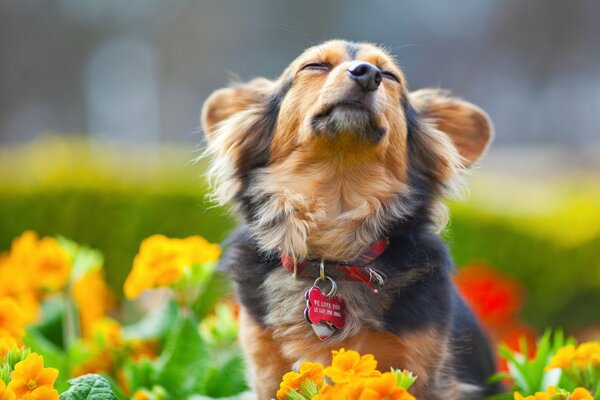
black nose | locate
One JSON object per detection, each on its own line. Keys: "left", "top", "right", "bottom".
{"left": 347, "top": 62, "right": 382, "bottom": 92}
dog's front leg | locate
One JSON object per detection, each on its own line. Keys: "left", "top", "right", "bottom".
{"left": 238, "top": 307, "right": 291, "bottom": 400}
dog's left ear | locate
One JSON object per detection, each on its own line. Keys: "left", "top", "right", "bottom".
{"left": 409, "top": 89, "right": 493, "bottom": 167}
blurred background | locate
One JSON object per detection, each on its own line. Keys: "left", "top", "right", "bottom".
{"left": 1, "top": 1, "right": 599, "bottom": 336}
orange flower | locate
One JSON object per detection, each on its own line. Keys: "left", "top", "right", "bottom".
{"left": 21, "top": 386, "right": 59, "bottom": 400}
{"left": 276, "top": 362, "right": 324, "bottom": 399}
{"left": 35, "top": 237, "right": 70, "bottom": 291}
{"left": 7, "top": 353, "right": 58, "bottom": 398}
{"left": 0, "top": 256, "right": 39, "bottom": 323}
{"left": 0, "top": 379, "right": 16, "bottom": 400}
{"left": 72, "top": 270, "right": 115, "bottom": 338}
{"left": 91, "top": 318, "right": 123, "bottom": 349}
{"left": 182, "top": 236, "right": 221, "bottom": 265}
{"left": 6, "top": 231, "right": 71, "bottom": 295}
{"left": 0, "top": 298, "right": 26, "bottom": 342}
{"left": 0, "top": 335, "right": 19, "bottom": 359}
{"left": 546, "top": 345, "right": 576, "bottom": 370}
{"left": 129, "top": 339, "right": 159, "bottom": 361}
{"left": 569, "top": 388, "right": 593, "bottom": 400}
{"left": 132, "top": 390, "right": 150, "bottom": 400}
{"left": 573, "top": 342, "right": 600, "bottom": 368}
{"left": 71, "top": 350, "right": 114, "bottom": 377}
{"left": 357, "top": 372, "right": 416, "bottom": 400}
{"left": 313, "top": 383, "right": 347, "bottom": 400}
{"left": 124, "top": 234, "right": 221, "bottom": 299}
{"left": 324, "top": 349, "right": 380, "bottom": 384}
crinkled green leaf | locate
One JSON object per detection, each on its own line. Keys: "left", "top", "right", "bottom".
{"left": 60, "top": 374, "right": 117, "bottom": 400}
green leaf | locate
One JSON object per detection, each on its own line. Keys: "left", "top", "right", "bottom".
{"left": 34, "top": 297, "right": 66, "bottom": 348}
{"left": 198, "top": 351, "right": 248, "bottom": 397}
{"left": 122, "top": 300, "right": 179, "bottom": 340}
{"left": 192, "top": 271, "right": 231, "bottom": 319}
{"left": 60, "top": 374, "right": 118, "bottom": 400}
{"left": 56, "top": 236, "right": 104, "bottom": 283}
{"left": 122, "top": 359, "right": 156, "bottom": 395}
{"left": 153, "top": 317, "right": 210, "bottom": 399}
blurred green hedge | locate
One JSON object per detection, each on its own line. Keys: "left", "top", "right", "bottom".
{"left": 1, "top": 135, "right": 599, "bottom": 331}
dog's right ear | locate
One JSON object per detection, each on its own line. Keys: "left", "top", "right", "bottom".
{"left": 201, "top": 78, "right": 275, "bottom": 139}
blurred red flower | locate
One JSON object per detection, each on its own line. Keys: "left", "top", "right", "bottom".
{"left": 455, "top": 262, "right": 537, "bottom": 371}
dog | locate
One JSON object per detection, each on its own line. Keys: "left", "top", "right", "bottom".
{"left": 201, "top": 40, "right": 501, "bottom": 399}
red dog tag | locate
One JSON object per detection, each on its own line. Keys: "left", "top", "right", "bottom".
{"left": 304, "top": 286, "right": 345, "bottom": 340}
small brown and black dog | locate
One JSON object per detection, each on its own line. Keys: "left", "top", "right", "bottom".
{"left": 201, "top": 40, "right": 501, "bottom": 399}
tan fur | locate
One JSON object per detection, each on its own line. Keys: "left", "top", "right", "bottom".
{"left": 410, "top": 88, "right": 494, "bottom": 167}
{"left": 241, "top": 291, "right": 472, "bottom": 400}
{"left": 238, "top": 308, "right": 291, "bottom": 400}
{"left": 201, "top": 40, "right": 491, "bottom": 260}
{"left": 202, "top": 40, "right": 495, "bottom": 399}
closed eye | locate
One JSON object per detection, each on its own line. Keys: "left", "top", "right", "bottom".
{"left": 299, "top": 62, "right": 332, "bottom": 72}
{"left": 381, "top": 71, "right": 400, "bottom": 83}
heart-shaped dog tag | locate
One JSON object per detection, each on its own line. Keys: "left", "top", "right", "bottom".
{"left": 304, "top": 285, "right": 345, "bottom": 340}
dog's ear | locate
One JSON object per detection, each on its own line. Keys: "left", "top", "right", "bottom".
{"left": 409, "top": 89, "right": 493, "bottom": 167}
{"left": 201, "top": 78, "right": 275, "bottom": 139}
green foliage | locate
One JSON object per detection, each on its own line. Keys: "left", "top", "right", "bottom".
{"left": 60, "top": 374, "right": 118, "bottom": 400}
{"left": 122, "top": 300, "right": 179, "bottom": 341}
{"left": 0, "top": 347, "right": 31, "bottom": 383}
{"left": 448, "top": 209, "right": 600, "bottom": 330}
{"left": 139, "top": 316, "right": 248, "bottom": 399}
{"left": 488, "top": 329, "right": 576, "bottom": 399}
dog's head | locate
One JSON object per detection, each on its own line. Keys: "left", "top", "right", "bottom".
{"left": 201, "top": 40, "right": 492, "bottom": 259}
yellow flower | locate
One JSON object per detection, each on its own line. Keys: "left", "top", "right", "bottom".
{"left": 35, "top": 237, "right": 71, "bottom": 291}
{"left": 91, "top": 318, "right": 123, "bottom": 349}
{"left": 569, "top": 388, "right": 593, "bottom": 400}
{"left": 547, "top": 342, "right": 600, "bottom": 372}
{"left": 129, "top": 339, "right": 159, "bottom": 361}
{"left": 132, "top": 389, "right": 150, "bottom": 400}
{"left": 7, "top": 231, "right": 71, "bottom": 294}
{"left": 513, "top": 386, "right": 569, "bottom": 400}
{"left": 573, "top": 342, "right": 600, "bottom": 368}
{"left": 546, "top": 345, "right": 576, "bottom": 370}
{"left": 0, "top": 298, "right": 26, "bottom": 342}
{"left": 72, "top": 270, "right": 115, "bottom": 338}
{"left": 124, "top": 234, "right": 221, "bottom": 299}
{"left": 21, "top": 386, "right": 59, "bottom": 400}
{"left": 182, "top": 236, "right": 221, "bottom": 265}
{"left": 324, "top": 349, "right": 381, "bottom": 384}
{"left": 313, "top": 384, "right": 347, "bottom": 400}
{"left": 10, "top": 232, "right": 71, "bottom": 292}
{"left": 0, "top": 256, "right": 40, "bottom": 324}
{"left": 7, "top": 353, "right": 59, "bottom": 399}
{"left": 71, "top": 350, "right": 114, "bottom": 377}
{"left": 357, "top": 372, "right": 416, "bottom": 400}
{"left": 0, "top": 379, "right": 16, "bottom": 400}
{"left": 276, "top": 362, "right": 324, "bottom": 400}
{"left": 0, "top": 335, "right": 19, "bottom": 359}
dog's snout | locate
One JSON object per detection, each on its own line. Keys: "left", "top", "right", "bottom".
{"left": 347, "top": 62, "right": 382, "bottom": 92}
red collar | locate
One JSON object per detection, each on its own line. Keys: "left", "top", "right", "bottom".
{"left": 280, "top": 237, "right": 389, "bottom": 293}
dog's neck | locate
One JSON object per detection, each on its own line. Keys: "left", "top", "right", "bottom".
{"left": 245, "top": 152, "right": 417, "bottom": 260}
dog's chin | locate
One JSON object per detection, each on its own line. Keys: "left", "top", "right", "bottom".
{"left": 311, "top": 104, "right": 385, "bottom": 143}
